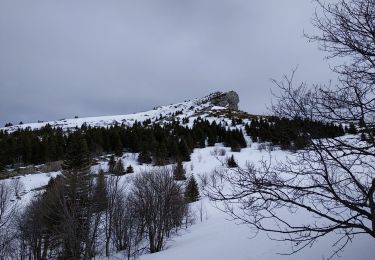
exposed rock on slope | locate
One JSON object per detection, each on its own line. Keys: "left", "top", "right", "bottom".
{"left": 208, "top": 91, "right": 239, "bottom": 110}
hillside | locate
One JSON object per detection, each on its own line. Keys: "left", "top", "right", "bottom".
{"left": 3, "top": 144, "right": 373, "bottom": 260}
{"left": 0, "top": 91, "right": 373, "bottom": 260}
{"left": 1, "top": 91, "right": 253, "bottom": 133}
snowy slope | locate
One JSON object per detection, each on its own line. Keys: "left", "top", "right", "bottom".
{"left": 7, "top": 145, "right": 374, "bottom": 260}
{"left": 136, "top": 146, "right": 375, "bottom": 260}
{"left": 1, "top": 92, "right": 249, "bottom": 133}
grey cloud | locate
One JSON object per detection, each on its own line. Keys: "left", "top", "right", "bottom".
{"left": 0, "top": 0, "right": 335, "bottom": 125}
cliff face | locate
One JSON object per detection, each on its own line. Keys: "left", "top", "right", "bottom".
{"left": 209, "top": 91, "right": 239, "bottom": 110}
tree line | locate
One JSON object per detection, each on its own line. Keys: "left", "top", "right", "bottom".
{"left": 0, "top": 118, "right": 246, "bottom": 172}
{"left": 245, "top": 116, "right": 348, "bottom": 150}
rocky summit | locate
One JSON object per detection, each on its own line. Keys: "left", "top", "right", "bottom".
{"left": 208, "top": 91, "right": 240, "bottom": 110}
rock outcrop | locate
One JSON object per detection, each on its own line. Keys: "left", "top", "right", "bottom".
{"left": 209, "top": 91, "right": 240, "bottom": 110}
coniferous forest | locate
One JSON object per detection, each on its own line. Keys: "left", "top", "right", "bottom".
{"left": 245, "top": 116, "right": 347, "bottom": 150}
{"left": 0, "top": 118, "right": 246, "bottom": 173}
{"left": 0, "top": 115, "right": 352, "bottom": 174}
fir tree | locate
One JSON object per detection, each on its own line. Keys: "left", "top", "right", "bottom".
{"left": 227, "top": 155, "right": 237, "bottom": 168}
{"left": 207, "top": 132, "right": 216, "bottom": 146}
{"left": 0, "top": 147, "right": 5, "bottom": 175}
{"left": 113, "top": 159, "right": 125, "bottom": 176}
{"left": 138, "top": 149, "right": 152, "bottom": 164}
{"left": 62, "top": 132, "right": 91, "bottom": 200}
{"left": 178, "top": 139, "right": 191, "bottom": 162}
{"left": 126, "top": 164, "right": 134, "bottom": 174}
{"left": 61, "top": 132, "right": 92, "bottom": 259}
{"left": 93, "top": 169, "right": 107, "bottom": 212}
{"left": 173, "top": 159, "right": 186, "bottom": 180}
{"left": 113, "top": 131, "right": 123, "bottom": 156}
{"left": 154, "top": 142, "right": 168, "bottom": 165}
{"left": 22, "top": 136, "right": 32, "bottom": 164}
{"left": 108, "top": 155, "right": 116, "bottom": 173}
{"left": 185, "top": 175, "right": 199, "bottom": 203}
{"left": 348, "top": 123, "right": 357, "bottom": 134}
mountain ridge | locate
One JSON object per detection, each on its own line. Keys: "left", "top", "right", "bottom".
{"left": 2, "top": 91, "right": 254, "bottom": 133}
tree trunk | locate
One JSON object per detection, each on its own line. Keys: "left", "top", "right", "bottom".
{"left": 369, "top": 178, "right": 375, "bottom": 237}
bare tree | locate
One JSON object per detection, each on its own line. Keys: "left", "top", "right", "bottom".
{"left": 0, "top": 182, "right": 18, "bottom": 259}
{"left": 112, "top": 190, "right": 144, "bottom": 259}
{"left": 208, "top": 0, "right": 375, "bottom": 258}
{"left": 17, "top": 197, "right": 50, "bottom": 260}
{"left": 129, "top": 168, "right": 187, "bottom": 253}
{"left": 10, "top": 178, "right": 25, "bottom": 200}
{"left": 307, "top": 0, "right": 375, "bottom": 87}
{"left": 103, "top": 174, "right": 121, "bottom": 257}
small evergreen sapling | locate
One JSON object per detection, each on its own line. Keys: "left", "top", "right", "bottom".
{"left": 108, "top": 155, "right": 116, "bottom": 173}
{"left": 173, "top": 160, "right": 186, "bottom": 180}
{"left": 227, "top": 155, "right": 237, "bottom": 168}
{"left": 185, "top": 175, "right": 200, "bottom": 203}
{"left": 113, "top": 159, "right": 125, "bottom": 176}
{"left": 347, "top": 123, "right": 357, "bottom": 134}
{"left": 138, "top": 149, "right": 152, "bottom": 164}
{"left": 126, "top": 164, "right": 134, "bottom": 174}
{"left": 94, "top": 169, "right": 108, "bottom": 212}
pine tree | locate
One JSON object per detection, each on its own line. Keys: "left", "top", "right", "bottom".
{"left": 348, "top": 123, "right": 357, "bottom": 134}
{"left": 0, "top": 159, "right": 4, "bottom": 178}
{"left": 113, "top": 159, "right": 125, "bottom": 176}
{"left": 178, "top": 139, "right": 191, "bottom": 162}
{"left": 108, "top": 155, "right": 116, "bottom": 173}
{"left": 61, "top": 132, "right": 92, "bottom": 259}
{"left": 154, "top": 142, "right": 168, "bottom": 165}
{"left": 62, "top": 132, "right": 91, "bottom": 201}
{"left": 173, "top": 159, "right": 186, "bottom": 180}
{"left": 138, "top": 149, "right": 152, "bottom": 164}
{"left": 113, "top": 131, "right": 123, "bottom": 156}
{"left": 126, "top": 164, "right": 134, "bottom": 174}
{"left": 94, "top": 169, "right": 107, "bottom": 212}
{"left": 185, "top": 175, "right": 199, "bottom": 203}
{"left": 227, "top": 155, "right": 237, "bottom": 168}
{"left": 22, "top": 136, "right": 32, "bottom": 164}
{"left": 0, "top": 147, "right": 5, "bottom": 175}
{"left": 207, "top": 132, "right": 216, "bottom": 146}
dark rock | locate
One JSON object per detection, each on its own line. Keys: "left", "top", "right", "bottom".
{"left": 209, "top": 91, "right": 239, "bottom": 110}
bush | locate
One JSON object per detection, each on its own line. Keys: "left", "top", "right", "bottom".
{"left": 130, "top": 169, "right": 187, "bottom": 253}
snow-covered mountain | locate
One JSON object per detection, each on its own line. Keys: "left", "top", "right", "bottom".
{"left": 1, "top": 91, "right": 253, "bottom": 133}
{"left": 1, "top": 91, "right": 374, "bottom": 260}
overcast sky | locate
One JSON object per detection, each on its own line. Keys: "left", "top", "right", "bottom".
{"left": 0, "top": 0, "right": 336, "bottom": 126}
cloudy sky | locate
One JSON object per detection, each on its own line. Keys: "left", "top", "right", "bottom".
{"left": 0, "top": 0, "right": 336, "bottom": 126}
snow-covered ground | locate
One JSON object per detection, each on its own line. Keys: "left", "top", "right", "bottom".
{"left": 4, "top": 144, "right": 374, "bottom": 260}
{"left": 137, "top": 145, "right": 374, "bottom": 260}
{"left": 136, "top": 199, "right": 373, "bottom": 260}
